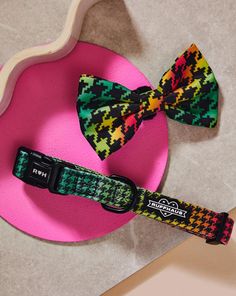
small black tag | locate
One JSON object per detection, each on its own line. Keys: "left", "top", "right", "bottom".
{"left": 28, "top": 162, "right": 51, "bottom": 185}
{"left": 144, "top": 195, "right": 190, "bottom": 222}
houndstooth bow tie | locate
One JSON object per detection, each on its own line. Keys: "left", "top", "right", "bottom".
{"left": 77, "top": 44, "right": 218, "bottom": 160}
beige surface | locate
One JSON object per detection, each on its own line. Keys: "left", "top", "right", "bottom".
{"left": 104, "top": 208, "right": 236, "bottom": 296}
{"left": 0, "top": 1, "right": 236, "bottom": 295}
{"left": 0, "top": 0, "right": 101, "bottom": 115}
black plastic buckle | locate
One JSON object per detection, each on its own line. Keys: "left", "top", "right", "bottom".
{"left": 101, "top": 175, "right": 138, "bottom": 214}
{"left": 206, "top": 212, "right": 229, "bottom": 245}
{"left": 13, "top": 147, "right": 67, "bottom": 195}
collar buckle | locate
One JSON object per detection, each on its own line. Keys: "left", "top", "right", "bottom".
{"left": 14, "top": 147, "right": 66, "bottom": 195}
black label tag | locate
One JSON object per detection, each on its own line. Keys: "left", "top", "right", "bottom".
{"left": 28, "top": 162, "right": 51, "bottom": 185}
{"left": 144, "top": 195, "right": 190, "bottom": 222}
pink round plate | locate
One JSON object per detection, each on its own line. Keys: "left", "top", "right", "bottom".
{"left": 0, "top": 42, "right": 168, "bottom": 242}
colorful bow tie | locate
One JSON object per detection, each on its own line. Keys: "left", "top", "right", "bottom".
{"left": 77, "top": 44, "right": 218, "bottom": 160}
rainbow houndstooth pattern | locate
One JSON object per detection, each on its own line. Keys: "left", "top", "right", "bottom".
{"left": 77, "top": 44, "right": 218, "bottom": 159}
{"left": 13, "top": 149, "right": 234, "bottom": 245}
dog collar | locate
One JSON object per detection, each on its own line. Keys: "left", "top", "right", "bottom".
{"left": 13, "top": 147, "right": 234, "bottom": 245}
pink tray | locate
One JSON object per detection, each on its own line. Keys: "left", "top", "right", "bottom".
{"left": 0, "top": 42, "right": 168, "bottom": 242}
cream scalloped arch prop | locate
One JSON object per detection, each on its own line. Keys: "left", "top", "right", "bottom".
{"left": 0, "top": 0, "right": 101, "bottom": 116}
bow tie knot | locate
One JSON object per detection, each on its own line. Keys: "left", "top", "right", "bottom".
{"left": 77, "top": 44, "right": 218, "bottom": 159}
{"left": 137, "top": 89, "right": 165, "bottom": 120}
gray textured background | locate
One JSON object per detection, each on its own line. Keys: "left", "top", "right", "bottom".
{"left": 0, "top": 1, "right": 236, "bottom": 295}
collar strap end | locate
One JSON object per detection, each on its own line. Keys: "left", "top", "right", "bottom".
{"left": 206, "top": 213, "right": 234, "bottom": 245}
